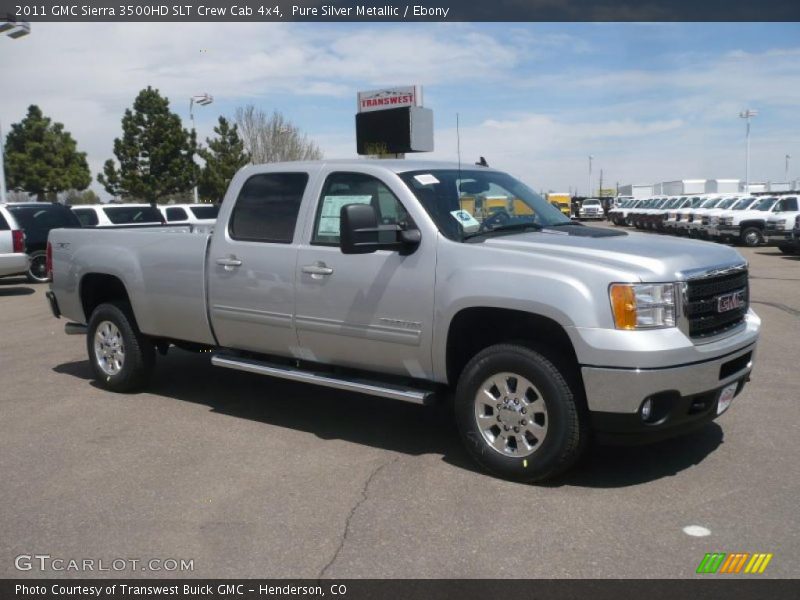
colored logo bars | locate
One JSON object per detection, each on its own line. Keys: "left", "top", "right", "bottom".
{"left": 696, "top": 552, "right": 773, "bottom": 574}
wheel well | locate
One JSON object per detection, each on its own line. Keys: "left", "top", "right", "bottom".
{"left": 446, "top": 308, "right": 581, "bottom": 390}
{"left": 739, "top": 220, "right": 765, "bottom": 231}
{"left": 80, "top": 274, "right": 131, "bottom": 322}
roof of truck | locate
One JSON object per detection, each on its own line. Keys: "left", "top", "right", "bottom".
{"left": 245, "top": 159, "right": 498, "bottom": 174}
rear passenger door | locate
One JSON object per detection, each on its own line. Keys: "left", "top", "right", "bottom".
{"left": 207, "top": 170, "right": 312, "bottom": 357}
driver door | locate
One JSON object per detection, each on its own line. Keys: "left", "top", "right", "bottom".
{"left": 294, "top": 171, "right": 436, "bottom": 379}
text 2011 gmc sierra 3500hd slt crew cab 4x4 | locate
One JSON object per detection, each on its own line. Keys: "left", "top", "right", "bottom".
{"left": 45, "top": 160, "right": 760, "bottom": 482}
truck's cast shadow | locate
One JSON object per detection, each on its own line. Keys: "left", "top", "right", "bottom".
{"left": 0, "top": 276, "right": 35, "bottom": 296}
{"left": 54, "top": 349, "right": 723, "bottom": 489}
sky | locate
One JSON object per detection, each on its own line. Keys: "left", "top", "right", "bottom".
{"left": 1, "top": 22, "right": 799, "bottom": 199}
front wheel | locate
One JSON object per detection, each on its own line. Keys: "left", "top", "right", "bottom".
{"left": 86, "top": 302, "right": 154, "bottom": 392}
{"left": 26, "top": 250, "right": 49, "bottom": 283}
{"left": 454, "top": 344, "right": 586, "bottom": 483}
{"left": 740, "top": 227, "right": 763, "bottom": 247}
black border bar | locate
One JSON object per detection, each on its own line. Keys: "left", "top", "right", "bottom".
{"left": 3, "top": 579, "right": 800, "bottom": 600}
{"left": 2, "top": 1, "right": 800, "bottom": 22}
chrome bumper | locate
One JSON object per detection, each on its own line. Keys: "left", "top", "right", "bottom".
{"left": 582, "top": 342, "right": 756, "bottom": 414}
{"left": 764, "top": 231, "right": 792, "bottom": 244}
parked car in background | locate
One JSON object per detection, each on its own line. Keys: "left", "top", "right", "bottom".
{"left": 673, "top": 197, "right": 715, "bottom": 236}
{"left": 792, "top": 215, "right": 800, "bottom": 252}
{"left": 0, "top": 207, "right": 29, "bottom": 278}
{"left": 159, "top": 203, "right": 219, "bottom": 226}
{"left": 0, "top": 202, "right": 81, "bottom": 282}
{"left": 764, "top": 196, "right": 800, "bottom": 254}
{"left": 578, "top": 198, "right": 604, "bottom": 220}
{"left": 70, "top": 204, "right": 165, "bottom": 228}
{"left": 608, "top": 198, "right": 643, "bottom": 226}
{"left": 716, "top": 196, "right": 783, "bottom": 247}
{"left": 704, "top": 197, "right": 759, "bottom": 241}
{"left": 652, "top": 197, "right": 688, "bottom": 231}
{"left": 663, "top": 196, "right": 698, "bottom": 233}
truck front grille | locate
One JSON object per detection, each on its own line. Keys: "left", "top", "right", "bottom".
{"left": 685, "top": 270, "right": 749, "bottom": 339}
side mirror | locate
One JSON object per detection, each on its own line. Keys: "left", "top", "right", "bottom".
{"left": 340, "top": 203, "right": 421, "bottom": 255}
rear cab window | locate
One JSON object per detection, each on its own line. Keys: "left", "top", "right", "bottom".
{"left": 165, "top": 207, "right": 189, "bottom": 222}
{"left": 102, "top": 206, "right": 163, "bottom": 224}
{"left": 7, "top": 205, "right": 81, "bottom": 231}
{"left": 190, "top": 205, "right": 219, "bottom": 220}
{"left": 72, "top": 208, "right": 99, "bottom": 227}
{"left": 229, "top": 172, "right": 309, "bottom": 243}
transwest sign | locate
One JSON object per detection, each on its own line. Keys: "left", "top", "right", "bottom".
{"left": 357, "top": 86, "right": 422, "bottom": 113}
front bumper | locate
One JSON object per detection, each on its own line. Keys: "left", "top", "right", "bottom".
{"left": 583, "top": 342, "right": 756, "bottom": 443}
{"left": 764, "top": 230, "right": 793, "bottom": 244}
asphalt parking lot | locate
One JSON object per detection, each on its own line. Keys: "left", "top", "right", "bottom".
{"left": 1, "top": 225, "right": 798, "bottom": 579}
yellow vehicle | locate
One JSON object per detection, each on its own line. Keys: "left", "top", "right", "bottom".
{"left": 547, "top": 192, "right": 572, "bottom": 218}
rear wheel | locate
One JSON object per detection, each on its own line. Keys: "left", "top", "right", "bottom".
{"left": 86, "top": 302, "right": 154, "bottom": 392}
{"left": 740, "top": 227, "right": 763, "bottom": 247}
{"left": 26, "top": 250, "right": 49, "bottom": 283}
{"left": 454, "top": 344, "right": 586, "bottom": 483}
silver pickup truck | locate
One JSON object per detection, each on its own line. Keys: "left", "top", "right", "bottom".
{"left": 46, "top": 160, "right": 760, "bottom": 482}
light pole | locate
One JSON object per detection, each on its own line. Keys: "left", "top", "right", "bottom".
{"left": 786, "top": 154, "right": 791, "bottom": 182}
{"left": 189, "top": 93, "right": 213, "bottom": 203}
{"left": 739, "top": 109, "right": 757, "bottom": 193}
{"left": 587, "top": 155, "right": 593, "bottom": 197}
{"left": 1, "top": 16, "right": 31, "bottom": 204}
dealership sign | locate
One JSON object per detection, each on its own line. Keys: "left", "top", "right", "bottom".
{"left": 357, "top": 86, "right": 422, "bottom": 113}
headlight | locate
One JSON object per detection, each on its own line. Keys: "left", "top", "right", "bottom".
{"left": 610, "top": 283, "right": 677, "bottom": 330}
{"left": 721, "top": 216, "right": 734, "bottom": 226}
{"left": 775, "top": 219, "right": 786, "bottom": 230}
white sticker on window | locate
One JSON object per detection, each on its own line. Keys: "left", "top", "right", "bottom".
{"left": 317, "top": 195, "right": 372, "bottom": 235}
{"left": 414, "top": 174, "right": 439, "bottom": 186}
{"left": 450, "top": 209, "right": 480, "bottom": 233}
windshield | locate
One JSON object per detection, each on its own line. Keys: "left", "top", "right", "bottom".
{"left": 687, "top": 197, "right": 704, "bottom": 208}
{"left": 399, "top": 169, "right": 571, "bottom": 241}
{"left": 733, "top": 198, "right": 757, "bottom": 210}
{"left": 190, "top": 205, "right": 219, "bottom": 219}
{"left": 717, "top": 198, "right": 738, "bottom": 209}
{"left": 583, "top": 199, "right": 600, "bottom": 206}
{"left": 103, "top": 206, "right": 163, "bottom": 224}
{"left": 664, "top": 199, "right": 680, "bottom": 209}
{"left": 701, "top": 198, "right": 722, "bottom": 209}
{"left": 752, "top": 197, "right": 777, "bottom": 211}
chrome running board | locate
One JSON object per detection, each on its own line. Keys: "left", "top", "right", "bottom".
{"left": 211, "top": 353, "right": 435, "bottom": 405}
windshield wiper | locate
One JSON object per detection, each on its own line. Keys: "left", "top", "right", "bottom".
{"left": 463, "top": 222, "right": 543, "bottom": 240}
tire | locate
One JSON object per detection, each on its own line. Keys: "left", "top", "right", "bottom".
{"left": 26, "top": 250, "right": 49, "bottom": 283}
{"left": 86, "top": 302, "right": 155, "bottom": 392}
{"left": 454, "top": 344, "right": 586, "bottom": 483}
{"left": 740, "top": 227, "right": 763, "bottom": 247}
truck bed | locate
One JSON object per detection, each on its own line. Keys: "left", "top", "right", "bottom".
{"left": 49, "top": 226, "right": 216, "bottom": 345}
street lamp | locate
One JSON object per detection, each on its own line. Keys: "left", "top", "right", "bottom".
{"left": 1, "top": 15, "right": 31, "bottom": 204}
{"left": 739, "top": 109, "right": 757, "bottom": 193}
{"left": 587, "top": 155, "right": 593, "bottom": 197}
{"left": 786, "top": 154, "right": 791, "bottom": 182}
{"left": 189, "top": 93, "right": 213, "bottom": 203}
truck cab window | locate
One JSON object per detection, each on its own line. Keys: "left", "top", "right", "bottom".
{"left": 229, "top": 172, "right": 309, "bottom": 243}
{"left": 73, "top": 208, "right": 99, "bottom": 227}
{"left": 312, "top": 172, "right": 411, "bottom": 245}
{"left": 166, "top": 207, "right": 189, "bottom": 222}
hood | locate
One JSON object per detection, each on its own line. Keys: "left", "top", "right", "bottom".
{"left": 478, "top": 225, "right": 746, "bottom": 281}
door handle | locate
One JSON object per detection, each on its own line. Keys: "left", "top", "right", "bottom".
{"left": 301, "top": 263, "right": 334, "bottom": 277}
{"left": 216, "top": 256, "right": 243, "bottom": 270}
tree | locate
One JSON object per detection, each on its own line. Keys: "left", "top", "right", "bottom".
{"left": 234, "top": 105, "right": 323, "bottom": 164}
{"left": 198, "top": 117, "right": 250, "bottom": 203}
{"left": 4, "top": 105, "right": 91, "bottom": 201}
{"left": 98, "top": 86, "right": 197, "bottom": 204}
{"left": 64, "top": 189, "right": 100, "bottom": 205}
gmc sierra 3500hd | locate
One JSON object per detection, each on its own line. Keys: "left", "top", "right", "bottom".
{"left": 46, "top": 160, "right": 760, "bottom": 482}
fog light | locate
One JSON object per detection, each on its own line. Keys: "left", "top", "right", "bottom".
{"left": 641, "top": 398, "right": 653, "bottom": 421}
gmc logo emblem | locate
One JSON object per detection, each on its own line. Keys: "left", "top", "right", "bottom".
{"left": 717, "top": 289, "right": 746, "bottom": 313}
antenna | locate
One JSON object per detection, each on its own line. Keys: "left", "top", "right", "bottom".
{"left": 456, "top": 112, "right": 462, "bottom": 177}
